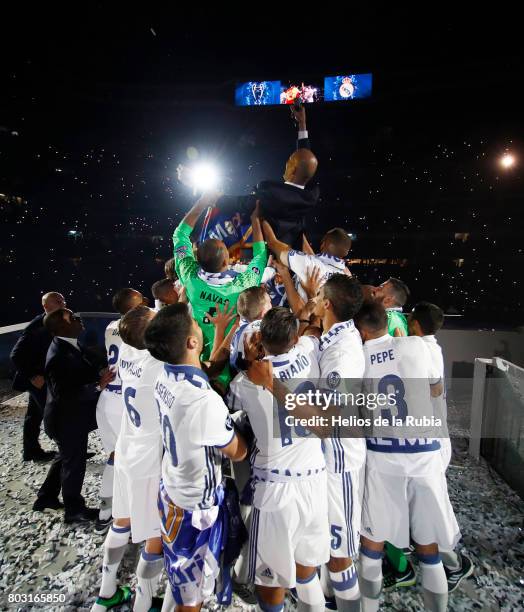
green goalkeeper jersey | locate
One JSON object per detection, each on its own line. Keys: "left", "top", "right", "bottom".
{"left": 387, "top": 308, "right": 408, "bottom": 337}
{"left": 173, "top": 221, "right": 268, "bottom": 377}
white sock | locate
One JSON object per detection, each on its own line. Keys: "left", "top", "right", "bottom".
{"left": 99, "top": 460, "right": 114, "bottom": 520}
{"left": 296, "top": 571, "right": 325, "bottom": 612}
{"left": 320, "top": 564, "right": 334, "bottom": 598}
{"left": 358, "top": 548, "right": 383, "bottom": 612}
{"left": 160, "top": 585, "right": 175, "bottom": 612}
{"left": 329, "top": 563, "right": 360, "bottom": 611}
{"left": 419, "top": 557, "right": 448, "bottom": 612}
{"left": 134, "top": 550, "right": 164, "bottom": 612}
{"left": 440, "top": 549, "right": 460, "bottom": 570}
{"left": 99, "top": 524, "right": 131, "bottom": 598}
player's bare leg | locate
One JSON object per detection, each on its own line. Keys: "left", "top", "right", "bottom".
{"left": 295, "top": 563, "right": 325, "bottom": 612}
{"left": 255, "top": 584, "right": 286, "bottom": 611}
{"left": 414, "top": 542, "right": 448, "bottom": 612}
{"left": 134, "top": 536, "right": 164, "bottom": 612}
{"left": 91, "top": 517, "right": 132, "bottom": 611}
{"left": 327, "top": 556, "right": 360, "bottom": 611}
{"left": 358, "top": 536, "right": 384, "bottom": 612}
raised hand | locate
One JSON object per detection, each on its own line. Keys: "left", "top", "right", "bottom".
{"left": 208, "top": 302, "right": 236, "bottom": 331}
{"left": 300, "top": 266, "right": 322, "bottom": 300}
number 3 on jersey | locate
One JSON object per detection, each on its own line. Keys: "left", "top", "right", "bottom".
{"left": 123, "top": 387, "right": 141, "bottom": 428}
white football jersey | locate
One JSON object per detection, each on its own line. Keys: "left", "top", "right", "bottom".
{"left": 228, "top": 336, "right": 325, "bottom": 477}
{"left": 115, "top": 343, "right": 164, "bottom": 478}
{"left": 318, "top": 320, "right": 367, "bottom": 472}
{"left": 155, "top": 364, "right": 235, "bottom": 511}
{"left": 230, "top": 317, "right": 262, "bottom": 371}
{"left": 102, "top": 319, "right": 123, "bottom": 394}
{"left": 362, "top": 334, "right": 443, "bottom": 476}
{"left": 288, "top": 250, "right": 351, "bottom": 301}
{"left": 422, "top": 334, "right": 448, "bottom": 430}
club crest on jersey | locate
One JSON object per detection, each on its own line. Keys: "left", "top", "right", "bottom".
{"left": 251, "top": 266, "right": 260, "bottom": 275}
{"left": 175, "top": 245, "right": 189, "bottom": 259}
{"left": 327, "top": 371, "right": 341, "bottom": 389}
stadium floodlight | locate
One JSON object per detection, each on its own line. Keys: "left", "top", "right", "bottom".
{"left": 500, "top": 153, "right": 516, "bottom": 169}
{"left": 178, "top": 162, "right": 220, "bottom": 192}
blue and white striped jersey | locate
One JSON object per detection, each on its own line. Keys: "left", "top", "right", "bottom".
{"left": 155, "top": 364, "right": 236, "bottom": 511}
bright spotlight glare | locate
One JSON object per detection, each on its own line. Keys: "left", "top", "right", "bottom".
{"left": 189, "top": 163, "right": 220, "bottom": 191}
{"left": 500, "top": 153, "right": 516, "bottom": 169}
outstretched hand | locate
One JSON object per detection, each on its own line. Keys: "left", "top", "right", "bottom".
{"left": 208, "top": 303, "right": 236, "bottom": 330}
{"left": 290, "top": 105, "right": 306, "bottom": 129}
{"left": 300, "top": 266, "right": 322, "bottom": 300}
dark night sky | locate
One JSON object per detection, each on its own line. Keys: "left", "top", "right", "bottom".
{"left": 1, "top": 7, "right": 523, "bottom": 325}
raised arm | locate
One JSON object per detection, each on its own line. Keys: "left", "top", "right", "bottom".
{"left": 291, "top": 105, "right": 310, "bottom": 150}
{"left": 262, "top": 219, "right": 291, "bottom": 267}
{"left": 181, "top": 190, "right": 221, "bottom": 230}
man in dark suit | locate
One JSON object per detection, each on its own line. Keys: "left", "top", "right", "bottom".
{"left": 34, "top": 308, "right": 113, "bottom": 523}
{"left": 10, "top": 292, "right": 66, "bottom": 462}
{"left": 182, "top": 105, "right": 319, "bottom": 250}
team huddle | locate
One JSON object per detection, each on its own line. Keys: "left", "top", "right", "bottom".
{"left": 87, "top": 188, "right": 473, "bottom": 612}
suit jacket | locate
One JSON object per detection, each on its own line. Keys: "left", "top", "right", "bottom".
{"left": 217, "top": 135, "right": 319, "bottom": 250}
{"left": 10, "top": 314, "right": 52, "bottom": 392}
{"left": 43, "top": 338, "right": 100, "bottom": 439}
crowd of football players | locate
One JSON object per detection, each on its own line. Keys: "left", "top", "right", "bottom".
{"left": 73, "top": 193, "right": 475, "bottom": 612}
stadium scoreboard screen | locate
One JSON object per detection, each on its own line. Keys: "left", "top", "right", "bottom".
{"left": 235, "top": 73, "right": 372, "bottom": 106}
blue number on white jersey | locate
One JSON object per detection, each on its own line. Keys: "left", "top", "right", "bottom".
{"left": 276, "top": 380, "right": 316, "bottom": 447}
{"left": 162, "top": 414, "right": 178, "bottom": 467}
{"left": 108, "top": 344, "right": 119, "bottom": 366}
{"left": 378, "top": 374, "right": 408, "bottom": 424}
{"left": 123, "top": 386, "right": 141, "bottom": 428}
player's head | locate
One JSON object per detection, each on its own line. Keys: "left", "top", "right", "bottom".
{"left": 260, "top": 307, "right": 299, "bottom": 355}
{"left": 197, "top": 238, "right": 229, "bottom": 273}
{"left": 409, "top": 301, "right": 444, "bottom": 337}
{"left": 373, "top": 277, "right": 410, "bottom": 309}
{"left": 42, "top": 292, "right": 66, "bottom": 314}
{"left": 164, "top": 258, "right": 178, "bottom": 282}
{"left": 112, "top": 288, "right": 147, "bottom": 315}
{"left": 119, "top": 305, "right": 156, "bottom": 350}
{"left": 354, "top": 302, "right": 388, "bottom": 342}
{"left": 237, "top": 287, "right": 272, "bottom": 323}
{"left": 360, "top": 284, "right": 375, "bottom": 304}
{"left": 283, "top": 148, "right": 318, "bottom": 186}
{"left": 44, "top": 308, "right": 84, "bottom": 338}
{"left": 314, "top": 275, "right": 363, "bottom": 323}
{"left": 320, "top": 228, "right": 353, "bottom": 259}
{"left": 145, "top": 303, "right": 203, "bottom": 364}
{"left": 151, "top": 279, "right": 179, "bottom": 306}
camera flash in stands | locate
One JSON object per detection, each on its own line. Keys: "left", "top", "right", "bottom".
{"left": 500, "top": 153, "right": 516, "bottom": 169}
{"left": 189, "top": 162, "right": 220, "bottom": 191}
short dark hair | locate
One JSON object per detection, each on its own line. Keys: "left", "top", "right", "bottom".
{"left": 119, "top": 306, "right": 155, "bottom": 350}
{"left": 43, "top": 308, "right": 69, "bottom": 336}
{"left": 112, "top": 288, "right": 140, "bottom": 315}
{"left": 323, "top": 228, "right": 352, "bottom": 258}
{"left": 411, "top": 301, "right": 444, "bottom": 335}
{"left": 237, "top": 286, "right": 268, "bottom": 322}
{"left": 164, "top": 258, "right": 177, "bottom": 281}
{"left": 260, "top": 307, "right": 298, "bottom": 355}
{"left": 144, "top": 303, "right": 193, "bottom": 364}
{"left": 323, "top": 275, "right": 363, "bottom": 321}
{"left": 197, "top": 239, "right": 226, "bottom": 273}
{"left": 387, "top": 277, "right": 410, "bottom": 307}
{"left": 354, "top": 302, "right": 388, "bottom": 334}
{"left": 151, "top": 278, "right": 175, "bottom": 300}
